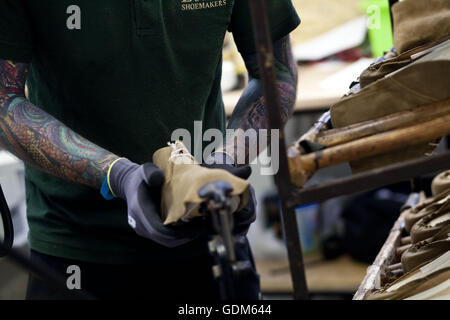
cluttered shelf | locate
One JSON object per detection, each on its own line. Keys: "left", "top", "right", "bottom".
{"left": 354, "top": 177, "right": 450, "bottom": 300}
{"left": 266, "top": 0, "right": 450, "bottom": 297}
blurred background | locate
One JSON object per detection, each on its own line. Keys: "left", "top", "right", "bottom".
{"left": 222, "top": 0, "right": 449, "bottom": 300}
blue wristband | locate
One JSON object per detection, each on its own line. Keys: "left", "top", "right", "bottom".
{"left": 100, "top": 176, "right": 115, "bottom": 200}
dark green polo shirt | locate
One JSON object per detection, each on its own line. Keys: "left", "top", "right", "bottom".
{"left": 0, "top": 0, "right": 300, "bottom": 263}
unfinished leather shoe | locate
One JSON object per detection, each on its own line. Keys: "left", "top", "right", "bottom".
{"left": 401, "top": 225, "right": 450, "bottom": 273}
{"left": 410, "top": 203, "right": 450, "bottom": 244}
{"left": 152, "top": 141, "right": 250, "bottom": 225}
{"left": 404, "top": 190, "right": 450, "bottom": 234}
{"left": 432, "top": 170, "right": 450, "bottom": 197}
{"left": 367, "top": 252, "right": 450, "bottom": 300}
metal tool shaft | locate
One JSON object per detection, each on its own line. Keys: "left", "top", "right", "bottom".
{"left": 248, "top": 0, "right": 309, "bottom": 300}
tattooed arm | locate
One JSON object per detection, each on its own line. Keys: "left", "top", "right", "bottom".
{"left": 218, "top": 35, "right": 298, "bottom": 165}
{"left": 0, "top": 60, "right": 119, "bottom": 188}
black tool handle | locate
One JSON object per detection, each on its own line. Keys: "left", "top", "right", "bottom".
{"left": 0, "top": 184, "right": 14, "bottom": 257}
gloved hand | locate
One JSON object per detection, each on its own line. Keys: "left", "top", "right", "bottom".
{"left": 101, "top": 158, "right": 206, "bottom": 248}
{"left": 203, "top": 152, "right": 257, "bottom": 235}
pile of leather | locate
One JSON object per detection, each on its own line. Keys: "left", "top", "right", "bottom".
{"left": 367, "top": 171, "right": 450, "bottom": 300}
{"left": 330, "top": 0, "right": 450, "bottom": 173}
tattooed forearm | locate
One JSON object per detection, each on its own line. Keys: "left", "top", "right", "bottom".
{"left": 220, "top": 35, "right": 298, "bottom": 165}
{"left": 0, "top": 60, "right": 119, "bottom": 188}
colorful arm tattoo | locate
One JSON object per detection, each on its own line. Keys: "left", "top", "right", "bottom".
{"left": 219, "top": 35, "right": 298, "bottom": 165}
{"left": 0, "top": 60, "right": 119, "bottom": 189}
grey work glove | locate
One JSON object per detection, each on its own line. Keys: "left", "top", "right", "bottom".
{"left": 203, "top": 152, "right": 257, "bottom": 235}
{"left": 107, "top": 158, "right": 205, "bottom": 248}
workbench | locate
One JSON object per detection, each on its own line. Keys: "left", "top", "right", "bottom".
{"left": 256, "top": 255, "right": 369, "bottom": 297}
{"left": 223, "top": 61, "right": 361, "bottom": 116}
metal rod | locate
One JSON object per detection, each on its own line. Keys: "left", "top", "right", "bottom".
{"left": 248, "top": 0, "right": 308, "bottom": 299}
{"left": 0, "top": 185, "right": 14, "bottom": 257}
{"left": 317, "top": 99, "right": 450, "bottom": 147}
{"left": 219, "top": 208, "right": 236, "bottom": 262}
{"left": 289, "top": 151, "right": 450, "bottom": 208}
{"left": 289, "top": 113, "right": 450, "bottom": 186}
{"left": 296, "top": 111, "right": 331, "bottom": 152}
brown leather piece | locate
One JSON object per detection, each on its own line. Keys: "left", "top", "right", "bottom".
{"left": 332, "top": 61, "right": 450, "bottom": 128}
{"left": 404, "top": 189, "right": 450, "bottom": 234}
{"left": 360, "top": 35, "right": 450, "bottom": 89}
{"left": 367, "top": 268, "right": 450, "bottom": 300}
{"left": 410, "top": 204, "right": 450, "bottom": 244}
{"left": 392, "top": 0, "right": 450, "bottom": 54}
{"left": 432, "top": 170, "right": 450, "bottom": 197}
{"left": 402, "top": 226, "right": 450, "bottom": 273}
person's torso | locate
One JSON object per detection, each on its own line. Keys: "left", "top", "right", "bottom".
{"left": 23, "top": 0, "right": 234, "bottom": 262}
{"left": 25, "top": 0, "right": 233, "bottom": 160}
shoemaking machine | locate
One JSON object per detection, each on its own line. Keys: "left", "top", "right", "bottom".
{"left": 199, "top": 180, "right": 254, "bottom": 300}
